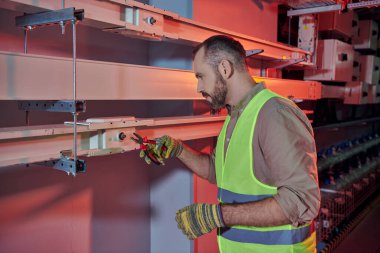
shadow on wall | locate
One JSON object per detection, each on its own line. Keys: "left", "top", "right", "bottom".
{"left": 0, "top": 149, "right": 196, "bottom": 253}
{"left": 0, "top": 98, "right": 199, "bottom": 253}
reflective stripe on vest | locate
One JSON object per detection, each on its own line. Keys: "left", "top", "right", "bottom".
{"left": 218, "top": 187, "right": 272, "bottom": 203}
{"left": 220, "top": 223, "right": 315, "bottom": 245}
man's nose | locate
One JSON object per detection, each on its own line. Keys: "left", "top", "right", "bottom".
{"left": 197, "top": 81, "right": 203, "bottom": 93}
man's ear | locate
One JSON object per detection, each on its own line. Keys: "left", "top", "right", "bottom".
{"left": 218, "top": 60, "right": 233, "bottom": 79}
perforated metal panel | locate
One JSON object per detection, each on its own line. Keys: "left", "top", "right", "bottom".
{"left": 286, "top": 0, "right": 336, "bottom": 9}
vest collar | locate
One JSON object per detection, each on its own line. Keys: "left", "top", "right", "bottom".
{"left": 226, "top": 82, "right": 265, "bottom": 116}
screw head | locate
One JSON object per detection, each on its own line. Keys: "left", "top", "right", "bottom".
{"left": 147, "top": 17, "right": 157, "bottom": 25}
{"left": 119, "top": 132, "right": 127, "bottom": 141}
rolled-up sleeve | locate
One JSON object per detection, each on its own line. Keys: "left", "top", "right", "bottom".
{"left": 258, "top": 100, "right": 320, "bottom": 227}
{"left": 208, "top": 150, "right": 217, "bottom": 184}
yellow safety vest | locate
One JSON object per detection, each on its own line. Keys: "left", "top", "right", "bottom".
{"left": 215, "top": 89, "right": 316, "bottom": 253}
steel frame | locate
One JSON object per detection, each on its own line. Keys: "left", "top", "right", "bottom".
{"left": 12, "top": 7, "right": 86, "bottom": 174}
{"left": 1, "top": 0, "right": 376, "bottom": 175}
{"left": 0, "top": 115, "right": 225, "bottom": 168}
{"left": 0, "top": 0, "right": 312, "bottom": 65}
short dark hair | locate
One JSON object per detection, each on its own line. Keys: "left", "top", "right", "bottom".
{"left": 192, "top": 35, "right": 247, "bottom": 72}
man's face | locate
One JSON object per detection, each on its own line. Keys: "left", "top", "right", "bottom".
{"left": 193, "top": 48, "right": 227, "bottom": 110}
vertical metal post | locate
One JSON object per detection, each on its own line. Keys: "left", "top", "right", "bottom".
{"left": 24, "top": 27, "right": 29, "bottom": 125}
{"left": 72, "top": 19, "right": 77, "bottom": 167}
{"left": 23, "top": 28, "right": 28, "bottom": 54}
{"left": 288, "top": 16, "right": 292, "bottom": 45}
{"left": 260, "top": 60, "right": 266, "bottom": 77}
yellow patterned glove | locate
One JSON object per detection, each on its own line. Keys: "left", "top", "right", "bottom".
{"left": 139, "top": 143, "right": 164, "bottom": 165}
{"left": 175, "top": 203, "right": 225, "bottom": 240}
{"left": 139, "top": 135, "right": 183, "bottom": 165}
{"left": 154, "top": 135, "right": 184, "bottom": 160}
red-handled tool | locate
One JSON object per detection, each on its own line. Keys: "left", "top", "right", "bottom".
{"left": 130, "top": 132, "right": 167, "bottom": 165}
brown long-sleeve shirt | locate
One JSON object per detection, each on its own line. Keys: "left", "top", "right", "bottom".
{"left": 208, "top": 82, "right": 320, "bottom": 227}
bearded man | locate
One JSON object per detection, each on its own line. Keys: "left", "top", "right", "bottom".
{"left": 140, "top": 35, "right": 320, "bottom": 253}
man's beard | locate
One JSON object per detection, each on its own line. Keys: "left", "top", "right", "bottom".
{"left": 202, "top": 74, "right": 227, "bottom": 110}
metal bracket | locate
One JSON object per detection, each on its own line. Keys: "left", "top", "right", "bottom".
{"left": 37, "top": 157, "right": 86, "bottom": 176}
{"left": 245, "top": 49, "right": 264, "bottom": 58}
{"left": 261, "top": 58, "right": 305, "bottom": 69}
{"left": 15, "top": 7, "right": 85, "bottom": 174}
{"left": 15, "top": 7, "right": 84, "bottom": 28}
{"left": 18, "top": 100, "right": 86, "bottom": 113}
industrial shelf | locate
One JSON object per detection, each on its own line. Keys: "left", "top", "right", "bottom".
{"left": 0, "top": 0, "right": 312, "bottom": 65}
{"left": 0, "top": 51, "right": 322, "bottom": 101}
{"left": 0, "top": 115, "right": 226, "bottom": 168}
{"left": 317, "top": 137, "right": 380, "bottom": 172}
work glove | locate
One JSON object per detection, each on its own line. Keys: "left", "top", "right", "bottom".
{"left": 175, "top": 203, "right": 225, "bottom": 240}
{"left": 155, "top": 135, "right": 183, "bottom": 159}
{"left": 140, "top": 135, "right": 183, "bottom": 165}
{"left": 139, "top": 143, "right": 162, "bottom": 165}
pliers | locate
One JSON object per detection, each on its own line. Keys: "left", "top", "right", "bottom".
{"left": 131, "top": 132, "right": 166, "bottom": 165}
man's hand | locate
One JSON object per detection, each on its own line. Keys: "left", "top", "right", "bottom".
{"left": 139, "top": 143, "right": 163, "bottom": 165}
{"left": 139, "top": 135, "right": 183, "bottom": 165}
{"left": 175, "top": 203, "right": 225, "bottom": 240}
{"left": 155, "top": 135, "right": 183, "bottom": 159}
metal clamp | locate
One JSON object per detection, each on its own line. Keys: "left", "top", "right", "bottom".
{"left": 37, "top": 157, "right": 86, "bottom": 176}
{"left": 15, "top": 8, "right": 84, "bottom": 28}
{"left": 18, "top": 100, "right": 86, "bottom": 113}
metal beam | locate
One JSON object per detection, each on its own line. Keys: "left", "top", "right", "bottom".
{"left": 0, "top": 115, "right": 225, "bottom": 168}
{"left": 254, "top": 77, "right": 322, "bottom": 101}
{"left": 0, "top": 0, "right": 312, "bottom": 64}
{"left": 0, "top": 51, "right": 201, "bottom": 100}
{"left": 287, "top": 4, "right": 342, "bottom": 17}
{"left": 110, "top": 0, "right": 311, "bottom": 64}
{"left": 0, "top": 52, "right": 322, "bottom": 101}
{"left": 321, "top": 85, "right": 346, "bottom": 100}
